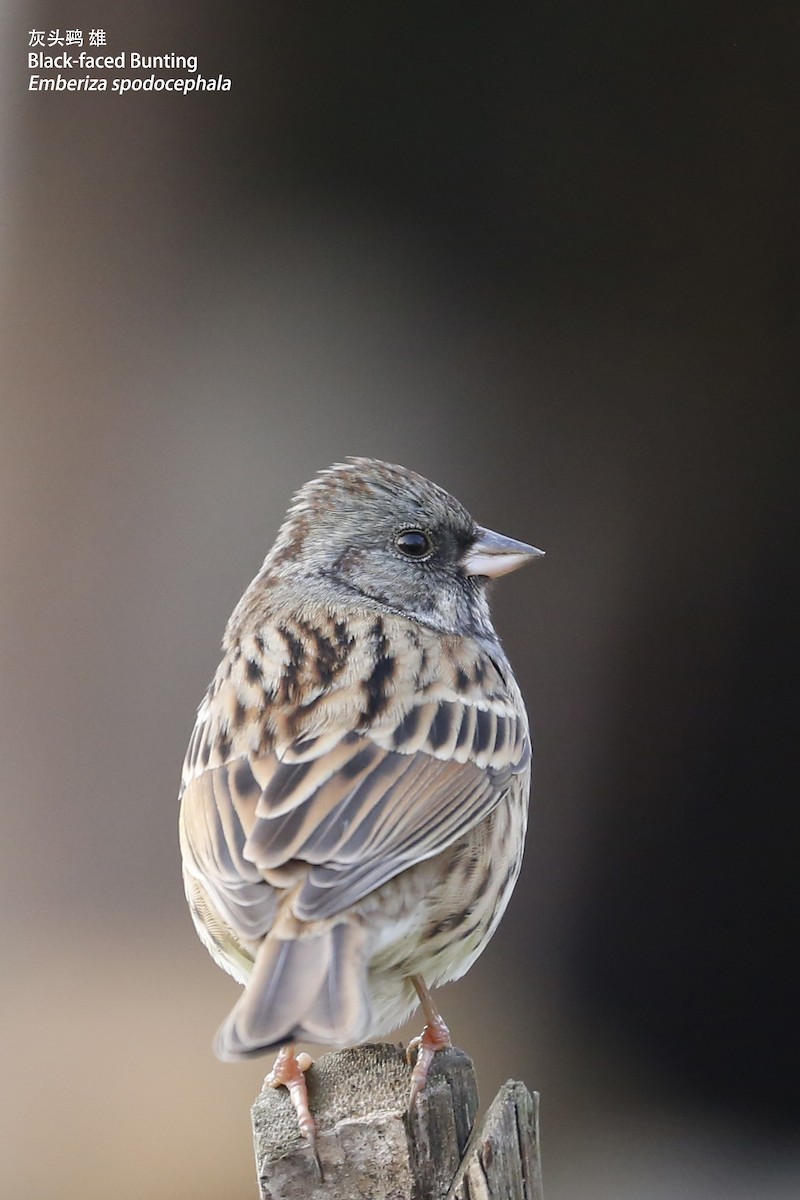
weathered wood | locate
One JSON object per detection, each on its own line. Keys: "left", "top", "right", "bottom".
{"left": 447, "top": 1082, "right": 544, "bottom": 1200}
{"left": 251, "top": 1042, "right": 543, "bottom": 1199}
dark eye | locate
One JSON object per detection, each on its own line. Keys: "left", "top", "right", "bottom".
{"left": 395, "top": 529, "right": 433, "bottom": 558}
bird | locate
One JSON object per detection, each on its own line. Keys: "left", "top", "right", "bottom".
{"left": 178, "top": 457, "right": 542, "bottom": 1162}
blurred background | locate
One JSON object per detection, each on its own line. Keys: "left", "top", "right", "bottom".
{"left": 1, "top": 3, "right": 798, "bottom": 1197}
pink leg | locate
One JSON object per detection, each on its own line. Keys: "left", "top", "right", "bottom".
{"left": 265, "top": 1044, "right": 322, "bottom": 1177}
{"left": 406, "top": 975, "right": 452, "bottom": 1107}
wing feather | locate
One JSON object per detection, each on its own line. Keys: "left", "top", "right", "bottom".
{"left": 180, "top": 635, "right": 531, "bottom": 943}
{"left": 251, "top": 694, "right": 527, "bottom": 921}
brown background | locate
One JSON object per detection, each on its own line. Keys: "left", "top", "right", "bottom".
{"left": 1, "top": 3, "right": 798, "bottom": 1198}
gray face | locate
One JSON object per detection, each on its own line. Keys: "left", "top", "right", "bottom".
{"left": 302, "top": 487, "right": 485, "bottom": 632}
{"left": 259, "top": 459, "right": 497, "bottom": 641}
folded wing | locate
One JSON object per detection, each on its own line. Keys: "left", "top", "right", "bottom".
{"left": 180, "top": 686, "right": 530, "bottom": 946}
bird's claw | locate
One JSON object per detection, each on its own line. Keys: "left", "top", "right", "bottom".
{"left": 265, "top": 1046, "right": 322, "bottom": 1177}
{"left": 407, "top": 1013, "right": 451, "bottom": 1107}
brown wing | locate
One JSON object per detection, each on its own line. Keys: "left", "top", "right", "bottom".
{"left": 180, "top": 688, "right": 530, "bottom": 942}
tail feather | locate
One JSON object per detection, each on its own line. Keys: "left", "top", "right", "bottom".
{"left": 214, "top": 920, "right": 371, "bottom": 1060}
{"left": 296, "top": 922, "right": 371, "bottom": 1043}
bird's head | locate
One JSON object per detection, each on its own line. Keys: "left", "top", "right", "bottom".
{"left": 256, "top": 458, "right": 543, "bottom": 640}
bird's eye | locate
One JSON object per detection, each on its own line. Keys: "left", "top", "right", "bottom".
{"left": 395, "top": 529, "right": 433, "bottom": 559}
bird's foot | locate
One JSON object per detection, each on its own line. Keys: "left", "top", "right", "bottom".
{"left": 407, "top": 1013, "right": 452, "bottom": 1105}
{"left": 406, "top": 975, "right": 452, "bottom": 1107}
{"left": 265, "top": 1044, "right": 322, "bottom": 1177}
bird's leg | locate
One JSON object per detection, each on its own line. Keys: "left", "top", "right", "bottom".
{"left": 406, "top": 974, "right": 452, "bottom": 1106}
{"left": 265, "top": 1044, "right": 322, "bottom": 1177}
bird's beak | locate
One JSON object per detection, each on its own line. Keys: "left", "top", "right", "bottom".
{"left": 462, "top": 526, "right": 545, "bottom": 578}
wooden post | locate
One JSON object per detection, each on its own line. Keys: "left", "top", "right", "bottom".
{"left": 251, "top": 1042, "right": 544, "bottom": 1200}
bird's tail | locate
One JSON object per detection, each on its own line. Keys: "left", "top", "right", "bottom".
{"left": 214, "top": 918, "right": 372, "bottom": 1059}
